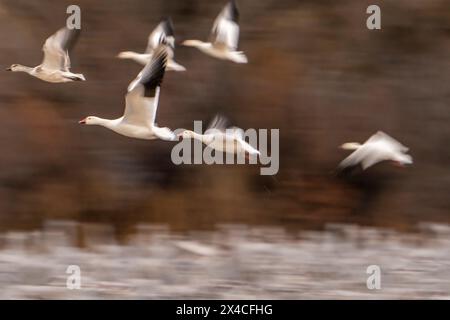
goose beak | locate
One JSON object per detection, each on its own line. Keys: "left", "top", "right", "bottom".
{"left": 78, "top": 118, "right": 86, "bottom": 124}
{"left": 6, "top": 67, "right": 11, "bottom": 71}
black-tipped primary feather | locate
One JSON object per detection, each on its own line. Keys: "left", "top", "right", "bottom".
{"left": 136, "top": 45, "right": 168, "bottom": 97}
{"left": 209, "top": 1, "right": 240, "bottom": 50}
{"left": 158, "top": 18, "right": 175, "bottom": 50}
{"left": 146, "top": 18, "right": 175, "bottom": 53}
{"left": 60, "top": 28, "right": 81, "bottom": 52}
{"left": 160, "top": 17, "right": 174, "bottom": 37}
{"left": 222, "top": 0, "right": 239, "bottom": 23}
{"left": 124, "top": 46, "right": 169, "bottom": 127}
{"left": 207, "top": 114, "right": 229, "bottom": 132}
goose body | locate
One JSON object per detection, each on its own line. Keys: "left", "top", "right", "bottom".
{"left": 182, "top": 1, "right": 248, "bottom": 64}
{"left": 6, "top": 27, "right": 85, "bottom": 83}
{"left": 178, "top": 116, "right": 260, "bottom": 157}
{"left": 338, "top": 131, "right": 413, "bottom": 170}
{"left": 117, "top": 18, "right": 186, "bottom": 72}
{"left": 79, "top": 45, "right": 175, "bottom": 141}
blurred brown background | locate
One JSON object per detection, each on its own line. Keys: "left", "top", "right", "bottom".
{"left": 0, "top": 0, "right": 449, "bottom": 239}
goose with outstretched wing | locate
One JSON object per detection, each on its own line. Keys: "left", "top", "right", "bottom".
{"left": 182, "top": 1, "right": 248, "bottom": 64}
{"left": 178, "top": 115, "right": 259, "bottom": 158}
{"left": 79, "top": 45, "right": 175, "bottom": 141}
{"left": 6, "top": 27, "right": 85, "bottom": 83}
{"left": 338, "top": 131, "right": 413, "bottom": 170}
{"left": 117, "top": 18, "right": 186, "bottom": 72}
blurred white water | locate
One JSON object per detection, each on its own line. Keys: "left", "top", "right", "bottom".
{"left": 0, "top": 221, "right": 449, "bottom": 299}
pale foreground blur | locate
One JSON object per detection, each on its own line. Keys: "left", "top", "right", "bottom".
{"left": 1, "top": 221, "right": 449, "bottom": 299}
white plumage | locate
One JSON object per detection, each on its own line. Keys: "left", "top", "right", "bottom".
{"left": 117, "top": 18, "right": 186, "bottom": 72}
{"left": 182, "top": 1, "right": 248, "bottom": 64}
{"left": 79, "top": 45, "right": 175, "bottom": 141}
{"left": 178, "top": 115, "right": 260, "bottom": 157}
{"left": 6, "top": 27, "right": 86, "bottom": 83}
{"left": 338, "top": 131, "right": 413, "bottom": 170}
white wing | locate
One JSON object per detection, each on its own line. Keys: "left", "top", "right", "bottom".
{"left": 226, "top": 126, "right": 244, "bottom": 140}
{"left": 123, "top": 46, "right": 168, "bottom": 127}
{"left": 210, "top": 1, "right": 240, "bottom": 51}
{"left": 338, "top": 147, "right": 369, "bottom": 169}
{"left": 361, "top": 152, "right": 387, "bottom": 170}
{"left": 123, "top": 87, "right": 160, "bottom": 127}
{"left": 205, "top": 115, "right": 245, "bottom": 140}
{"left": 339, "top": 142, "right": 390, "bottom": 170}
{"left": 339, "top": 132, "right": 410, "bottom": 170}
{"left": 41, "top": 27, "right": 80, "bottom": 71}
{"left": 366, "top": 131, "right": 409, "bottom": 152}
{"left": 339, "top": 139, "right": 400, "bottom": 171}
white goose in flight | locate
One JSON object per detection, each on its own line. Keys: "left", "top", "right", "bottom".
{"left": 79, "top": 45, "right": 175, "bottom": 141}
{"left": 338, "top": 131, "right": 413, "bottom": 170}
{"left": 6, "top": 27, "right": 85, "bottom": 83}
{"left": 182, "top": 0, "right": 248, "bottom": 64}
{"left": 178, "top": 115, "right": 259, "bottom": 158}
{"left": 117, "top": 18, "right": 186, "bottom": 72}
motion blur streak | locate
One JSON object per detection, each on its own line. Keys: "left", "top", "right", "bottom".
{"left": 1, "top": 222, "right": 450, "bottom": 299}
{"left": 0, "top": 0, "right": 449, "bottom": 299}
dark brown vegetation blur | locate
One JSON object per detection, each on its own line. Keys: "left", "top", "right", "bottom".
{"left": 0, "top": 0, "right": 449, "bottom": 238}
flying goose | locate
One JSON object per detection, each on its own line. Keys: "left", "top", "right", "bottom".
{"left": 117, "top": 18, "right": 186, "bottom": 72}
{"left": 79, "top": 45, "right": 176, "bottom": 141}
{"left": 178, "top": 115, "right": 259, "bottom": 157}
{"left": 338, "top": 131, "right": 413, "bottom": 170}
{"left": 6, "top": 27, "right": 85, "bottom": 83}
{"left": 182, "top": 0, "right": 248, "bottom": 64}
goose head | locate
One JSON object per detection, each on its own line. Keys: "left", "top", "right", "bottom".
{"left": 177, "top": 130, "right": 197, "bottom": 139}
{"left": 79, "top": 116, "right": 102, "bottom": 125}
{"left": 182, "top": 40, "right": 206, "bottom": 48}
{"left": 116, "top": 51, "right": 136, "bottom": 59}
{"left": 340, "top": 142, "right": 361, "bottom": 150}
{"left": 6, "top": 64, "right": 24, "bottom": 72}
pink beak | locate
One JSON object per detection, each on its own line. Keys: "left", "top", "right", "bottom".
{"left": 78, "top": 118, "right": 86, "bottom": 124}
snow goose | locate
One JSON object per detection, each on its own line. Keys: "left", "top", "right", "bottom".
{"left": 6, "top": 27, "right": 85, "bottom": 83}
{"left": 117, "top": 18, "right": 186, "bottom": 72}
{"left": 79, "top": 45, "right": 175, "bottom": 141}
{"left": 338, "top": 131, "right": 413, "bottom": 170}
{"left": 182, "top": 0, "right": 248, "bottom": 64}
{"left": 178, "top": 115, "right": 259, "bottom": 157}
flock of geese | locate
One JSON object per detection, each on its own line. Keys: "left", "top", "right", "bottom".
{"left": 6, "top": 1, "right": 413, "bottom": 171}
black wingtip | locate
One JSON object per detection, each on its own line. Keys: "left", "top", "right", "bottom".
{"left": 140, "top": 45, "right": 169, "bottom": 97}
{"left": 208, "top": 114, "right": 230, "bottom": 131}
{"left": 152, "top": 45, "right": 169, "bottom": 67}
{"left": 160, "top": 17, "right": 174, "bottom": 36}
{"left": 62, "top": 26, "right": 81, "bottom": 52}
{"left": 226, "top": 0, "right": 239, "bottom": 23}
